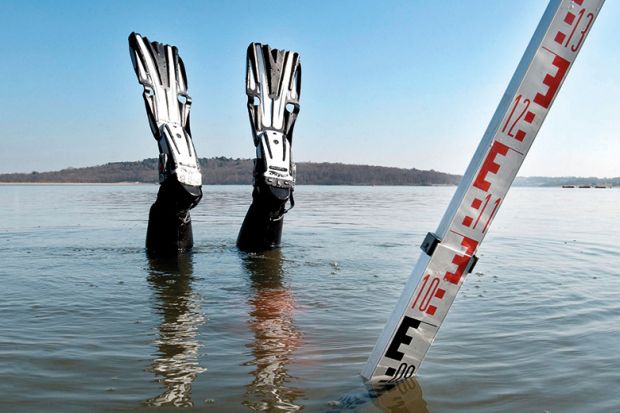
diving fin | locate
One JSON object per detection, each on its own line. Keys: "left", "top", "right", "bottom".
{"left": 246, "top": 42, "right": 301, "bottom": 219}
{"left": 129, "top": 32, "right": 202, "bottom": 206}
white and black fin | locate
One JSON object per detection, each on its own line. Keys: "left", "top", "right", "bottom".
{"left": 129, "top": 32, "right": 202, "bottom": 190}
{"left": 246, "top": 43, "right": 301, "bottom": 196}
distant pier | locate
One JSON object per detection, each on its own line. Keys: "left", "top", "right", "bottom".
{"left": 562, "top": 184, "right": 612, "bottom": 189}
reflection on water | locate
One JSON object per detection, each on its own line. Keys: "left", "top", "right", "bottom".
{"left": 242, "top": 250, "right": 304, "bottom": 411}
{"left": 330, "top": 379, "right": 428, "bottom": 413}
{"left": 370, "top": 379, "right": 429, "bottom": 413}
{"left": 145, "top": 254, "right": 206, "bottom": 407}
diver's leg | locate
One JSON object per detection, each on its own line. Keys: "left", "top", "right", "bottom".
{"left": 128, "top": 33, "right": 203, "bottom": 254}
{"left": 237, "top": 43, "right": 302, "bottom": 252}
{"left": 146, "top": 179, "right": 199, "bottom": 254}
{"left": 237, "top": 182, "right": 288, "bottom": 252}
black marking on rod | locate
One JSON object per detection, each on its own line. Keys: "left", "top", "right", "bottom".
{"left": 384, "top": 316, "right": 421, "bottom": 362}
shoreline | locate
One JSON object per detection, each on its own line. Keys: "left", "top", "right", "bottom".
{"left": 0, "top": 182, "right": 615, "bottom": 188}
{"left": 0, "top": 182, "right": 152, "bottom": 186}
{"left": 0, "top": 182, "right": 460, "bottom": 187}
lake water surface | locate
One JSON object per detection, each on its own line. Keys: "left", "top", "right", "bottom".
{"left": 1, "top": 185, "right": 619, "bottom": 412}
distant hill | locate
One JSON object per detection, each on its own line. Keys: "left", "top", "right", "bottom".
{"left": 0, "top": 157, "right": 461, "bottom": 186}
{"left": 1, "top": 158, "right": 616, "bottom": 187}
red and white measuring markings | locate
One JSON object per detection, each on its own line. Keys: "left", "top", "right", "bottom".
{"left": 362, "top": 0, "right": 605, "bottom": 384}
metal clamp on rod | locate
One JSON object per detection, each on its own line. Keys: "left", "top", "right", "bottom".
{"left": 420, "top": 232, "right": 441, "bottom": 256}
{"left": 466, "top": 254, "right": 479, "bottom": 274}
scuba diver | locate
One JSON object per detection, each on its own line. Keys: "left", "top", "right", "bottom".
{"left": 128, "top": 33, "right": 203, "bottom": 255}
{"left": 236, "top": 43, "right": 301, "bottom": 252}
{"left": 128, "top": 34, "right": 301, "bottom": 254}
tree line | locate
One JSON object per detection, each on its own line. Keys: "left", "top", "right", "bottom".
{"left": 3, "top": 158, "right": 616, "bottom": 186}
{"left": 0, "top": 157, "right": 461, "bottom": 186}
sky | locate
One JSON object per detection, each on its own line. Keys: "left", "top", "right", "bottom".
{"left": 0, "top": 0, "right": 618, "bottom": 177}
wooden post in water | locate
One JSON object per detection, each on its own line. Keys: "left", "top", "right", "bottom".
{"left": 363, "top": 0, "right": 606, "bottom": 384}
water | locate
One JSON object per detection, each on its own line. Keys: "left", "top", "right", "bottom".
{"left": 1, "top": 184, "right": 619, "bottom": 412}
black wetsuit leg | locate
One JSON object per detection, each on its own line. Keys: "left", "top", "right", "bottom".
{"left": 146, "top": 179, "right": 202, "bottom": 255}
{"left": 237, "top": 183, "right": 289, "bottom": 252}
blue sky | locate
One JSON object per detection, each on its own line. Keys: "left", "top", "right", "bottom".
{"left": 1, "top": 0, "right": 618, "bottom": 176}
